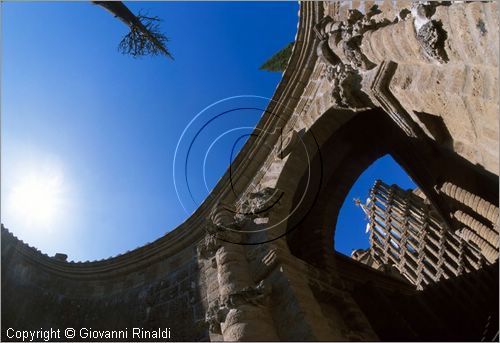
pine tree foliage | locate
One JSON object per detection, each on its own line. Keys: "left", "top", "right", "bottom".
{"left": 259, "top": 42, "right": 294, "bottom": 72}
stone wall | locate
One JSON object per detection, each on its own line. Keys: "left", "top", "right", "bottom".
{"left": 2, "top": 1, "right": 498, "bottom": 341}
{"left": 2, "top": 226, "right": 208, "bottom": 341}
{"left": 2, "top": 2, "right": 327, "bottom": 341}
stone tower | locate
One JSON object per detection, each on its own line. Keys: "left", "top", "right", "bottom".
{"left": 353, "top": 180, "right": 497, "bottom": 290}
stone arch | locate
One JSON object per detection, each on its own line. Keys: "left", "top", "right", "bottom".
{"left": 272, "top": 106, "right": 498, "bottom": 268}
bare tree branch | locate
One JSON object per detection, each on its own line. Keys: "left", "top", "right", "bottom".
{"left": 93, "top": 1, "right": 173, "bottom": 59}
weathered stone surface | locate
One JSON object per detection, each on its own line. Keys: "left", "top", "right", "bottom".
{"left": 2, "top": 1, "right": 498, "bottom": 341}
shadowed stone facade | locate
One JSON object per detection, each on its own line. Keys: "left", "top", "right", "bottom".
{"left": 2, "top": 1, "right": 498, "bottom": 341}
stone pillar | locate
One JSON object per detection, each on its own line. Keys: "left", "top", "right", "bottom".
{"left": 441, "top": 182, "right": 499, "bottom": 226}
{"left": 215, "top": 240, "right": 278, "bottom": 341}
{"left": 198, "top": 212, "right": 279, "bottom": 341}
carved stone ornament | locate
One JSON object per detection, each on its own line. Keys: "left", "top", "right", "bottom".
{"left": 315, "top": 7, "right": 392, "bottom": 72}
{"left": 225, "top": 280, "right": 272, "bottom": 308}
{"left": 205, "top": 300, "right": 227, "bottom": 334}
{"left": 412, "top": 3, "right": 449, "bottom": 63}
{"left": 237, "top": 187, "right": 281, "bottom": 219}
{"left": 325, "top": 63, "right": 367, "bottom": 109}
{"left": 197, "top": 233, "right": 220, "bottom": 260}
{"left": 205, "top": 281, "right": 272, "bottom": 334}
{"left": 314, "top": 7, "right": 392, "bottom": 109}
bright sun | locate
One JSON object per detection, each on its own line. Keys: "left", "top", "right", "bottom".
{"left": 7, "top": 167, "right": 65, "bottom": 229}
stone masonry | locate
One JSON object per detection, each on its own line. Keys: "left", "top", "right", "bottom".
{"left": 2, "top": 1, "right": 499, "bottom": 341}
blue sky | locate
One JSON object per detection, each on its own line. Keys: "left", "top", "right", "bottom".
{"left": 1, "top": 2, "right": 415, "bottom": 261}
{"left": 335, "top": 155, "right": 416, "bottom": 256}
{"left": 1, "top": 1, "right": 298, "bottom": 261}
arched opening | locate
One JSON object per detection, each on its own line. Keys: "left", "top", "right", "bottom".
{"left": 335, "top": 154, "right": 416, "bottom": 257}
{"left": 276, "top": 106, "right": 498, "bottom": 341}
{"left": 282, "top": 107, "right": 438, "bottom": 268}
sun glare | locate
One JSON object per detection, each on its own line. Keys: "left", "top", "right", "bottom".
{"left": 5, "top": 165, "right": 66, "bottom": 231}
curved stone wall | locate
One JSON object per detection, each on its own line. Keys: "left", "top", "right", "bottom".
{"left": 2, "top": 2, "right": 325, "bottom": 341}
{"left": 2, "top": 1, "right": 498, "bottom": 341}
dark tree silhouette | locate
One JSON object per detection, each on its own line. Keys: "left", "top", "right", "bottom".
{"left": 260, "top": 42, "right": 294, "bottom": 72}
{"left": 93, "top": 1, "right": 173, "bottom": 59}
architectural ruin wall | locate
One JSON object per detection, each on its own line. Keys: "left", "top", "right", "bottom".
{"left": 2, "top": 1, "right": 498, "bottom": 341}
